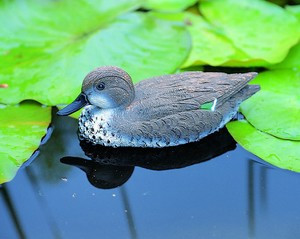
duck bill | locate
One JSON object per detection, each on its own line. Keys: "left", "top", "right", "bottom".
{"left": 60, "top": 157, "right": 90, "bottom": 172}
{"left": 57, "top": 93, "right": 89, "bottom": 116}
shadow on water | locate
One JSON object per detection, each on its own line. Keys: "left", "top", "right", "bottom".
{"left": 60, "top": 128, "right": 236, "bottom": 189}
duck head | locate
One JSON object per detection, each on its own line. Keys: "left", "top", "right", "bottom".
{"left": 57, "top": 66, "right": 135, "bottom": 116}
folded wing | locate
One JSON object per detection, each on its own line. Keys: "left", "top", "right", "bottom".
{"left": 129, "top": 71, "right": 258, "bottom": 120}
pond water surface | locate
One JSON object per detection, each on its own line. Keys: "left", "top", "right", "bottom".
{"left": 1, "top": 111, "right": 300, "bottom": 239}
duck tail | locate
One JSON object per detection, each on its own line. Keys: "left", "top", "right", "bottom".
{"left": 241, "top": 84, "right": 260, "bottom": 101}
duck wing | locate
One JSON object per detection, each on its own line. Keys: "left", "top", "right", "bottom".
{"left": 111, "top": 71, "right": 259, "bottom": 147}
{"left": 129, "top": 71, "right": 258, "bottom": 120}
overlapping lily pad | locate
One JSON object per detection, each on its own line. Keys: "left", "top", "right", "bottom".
{"left": 0, "top": 0, "right": 190, "bottom": 106}
{"left": 270, "top": 43, "right": 300, "bottom": 70}
{"left": 226, "top": 120, "right": 300, "bottom": 172}
{"left": 199, "top": 0, "right": 300, "bottom": 66}
{"left": 143, "top": 0, "right": 198, "bottom": 12}
{"left": 240, "top": 69, "right": 300, "bottom": 140}
{"left": 0, "top": 102, "right": 51, "bottom": 183}
{"left": 271, "top": 5, "right": 300, "bottom": 69}
{"left": 179, "top": 13, "right": 239, "bottom": 67}
{"left": 286, "top": 4, "right": 300, "bottom": 18}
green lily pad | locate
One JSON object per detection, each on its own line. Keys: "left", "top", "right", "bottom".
{"left": 199, "top": 0, "right": 300, "bottom": 65}
{"left": 226, "top": 120, "right": 300, "bottom": 172}
{"left": 0, "top": 0, "right": 190, "bottom": 106}
{"left": 143, "top": 0, "right": 198, "bottom": 12}
{"left": 269, "top": 43, "right": 300, "bottom": 70}
{"left": 178, "top": 12, "right": 244, "bottom": 67}
{"left": 240, "top": 69, "right": 300, "bottom": 140}
{"left": 0, "top": 102, "right": 51, "bottom": 184}
{"left": 286, "top": 5, "right": 300, "bottom": 18}
{"left": 270, "top": 6, "right": 300, "bottom": 70}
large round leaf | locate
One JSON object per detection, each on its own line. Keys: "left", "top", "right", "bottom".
{"left": 0, "top": 0, "right": 141, "bottom": 53}
{"left": 240, "top": 70, "right": 300, "bottom": 140}
{"left": 0, "top": 102, "right": 51, "bottom": 184}
{"left": 271, "top": 6, "right": 300, "bottom": 70}
{"left": 226, "top": 120, "right": 300, "bottom": 173}
{"left": 286, "top": 5, "right": 300, "bottom": 19}
{"left": 179, "top": 12, "right": 246, "bottom": 67}
{"left": 270, "top": 43, "right": 300, "bottom": 70}
{"left": 143, "top": 0, "right": 198, "bottom": 12}
{"left": 0, "top": 0, "right": 190, "bottom": 106}
{"left": 199, "top": 0, "right": 300, "bottom": 65}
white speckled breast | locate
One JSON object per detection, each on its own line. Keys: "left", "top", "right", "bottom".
{"left": 78, "top": 106, "right": 121, "bottom": 147}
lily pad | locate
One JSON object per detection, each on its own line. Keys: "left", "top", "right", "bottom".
{"left": 143, "top": 0, "right": 198, "bottom": 12}
{"left": 199, "top": 0, "right": 300, "bottom": 65}
{"left": 179, "top": 12, "right": 243, "bottom": 67}
{"left": 270, "top": 6, "right": 300, "bottom": 70}
{"left": 286, "top": 5, "right": 300, "bottom": 19}
{"left": 0, "top": 102, "right": 51, "bottom": 184}
{"left": 269, "top": 43, "right": 300, "bottom": 70}
{"left": 0, "top": 0, "right": 190, "bottom": 106}
{"left": 226, "top": 120, "right": 300, "bottom": 173}
{"left": 240, "top": 69, "right": 300, "bottom": 140}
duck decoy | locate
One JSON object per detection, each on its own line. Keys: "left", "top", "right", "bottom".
{"left": 57, "top": 66, "right": 259, "bottom": 147}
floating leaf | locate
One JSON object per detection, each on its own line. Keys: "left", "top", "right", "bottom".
{"left": 143, "top": 0, "right": 198, "bottom": 12}
{"left": 0, "top": 0, "right": 190, "bottom": 106}
{"left": 270, "top": 6, "right": 300, "bottom": 70}
{"left": 240, "top": 69, "right": 300, "bottom": 140}
{"left": 0, "top": 102, "right": 51, "bottom": 184}
{"left": 151, "top": 12, "right": 247, "bottom": 67}
{"left": 226, "top": 120, "right": 300, "bottom": 172}
{"left": 286, "top": 5, "right": 300, "bottom": 19}
{"left": 199, "top": 0, "right": 300, "bottom": 65}
{"left": 180, "top": 12, "right": 242, "bottom": 67}
{"left": 269, "top": 43, "right": 300, "bottom": 70}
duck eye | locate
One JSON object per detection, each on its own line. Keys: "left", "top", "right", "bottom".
{"left": 96, "top": 82, "right": 105, "bottom": 91}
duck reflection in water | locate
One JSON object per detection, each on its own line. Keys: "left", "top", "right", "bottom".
{"left": 61, "top": 128, "right": 236, "bottom": 189}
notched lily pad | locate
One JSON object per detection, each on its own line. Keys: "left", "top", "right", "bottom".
{"left": 226, "top": 120, "right": 300, "bottom": 173}
{"left": 180, "top": 12, "right": 241, "bottom": 67}
{"left": 199, "top": 0, "right": 300, "bottom": 65}
{"left": 240, "top": 69, "right": 300, "bottom": 140}
{"left": 0, "top": 0, "right": 190, "bottom": 106}
{"left": 0, "top": 102, "right": 51, "bottom": 184}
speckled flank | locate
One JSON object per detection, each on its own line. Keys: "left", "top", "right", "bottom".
{"left": 79, "top": 106, "right": 117, "bottom": 146}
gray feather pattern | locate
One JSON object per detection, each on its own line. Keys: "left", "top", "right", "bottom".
{"left": 79, "top": 71, "right": 259, "bottom": 147}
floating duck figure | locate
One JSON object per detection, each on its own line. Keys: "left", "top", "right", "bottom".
{"left": 57, "top": 66, "right": 259, "bottom": 148}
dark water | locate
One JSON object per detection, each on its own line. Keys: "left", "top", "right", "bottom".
{"left": 1, "top": 112, "right": 300, "bottom": 239}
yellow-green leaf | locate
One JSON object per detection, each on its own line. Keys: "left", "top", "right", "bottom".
{"left": 0, "top": 0, "right": 190, "bottom": 106}
{"left": 199, "top": 0, "right": 300, "bottom": 65}
{"left": 0, "top": 102, "right": 51, "bottom": 183}
{"left": 143, "top": 0, "right": 198, "bottom": 12}
{"left": 226, "top": 120, "right": 300, "bottom": 172}
{"left": 181, "top": 12, "right": 241, "bottom": 67}
{"left": 240, "top": 70, "right": 300, "bottom": 140}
